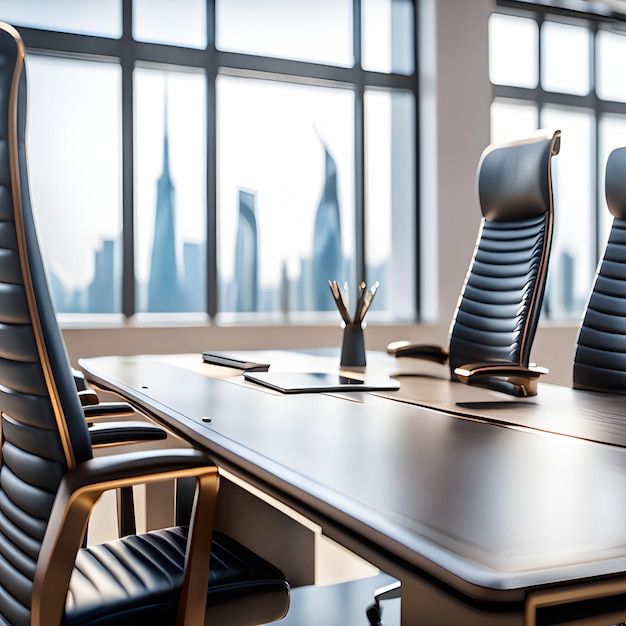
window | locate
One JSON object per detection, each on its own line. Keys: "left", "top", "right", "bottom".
{"left": 2, "top": 0, "right": 418, "bottom": 322}
{"left": 25, "top": 56, "right": 122, "bottom": 314}
{"left": 134, "top": 68, "right": 207, "bottom": 313}
{"left": 216, "top": 75, "right": 354, "bottom": 314}
{"left": 490, "top": 2, "right": 626, "bottom": 320}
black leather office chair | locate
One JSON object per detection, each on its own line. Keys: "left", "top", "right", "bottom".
{"left": 0, "top": 22, "right": 289, "bottom": 625}
{"left": 574, "top": 146, "right": 626, "bottom": 393}
{"left": 388, "top": 129, "right": 560, "bottom": 398}
{"left": 369, "top": 130, "right": 560, "bottom": 625}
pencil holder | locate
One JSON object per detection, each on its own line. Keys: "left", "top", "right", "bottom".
{"left": 329, "top": 279, "right": 378, "bottom": 368}
{"left": 340, "top": 323, "right": 366, "bottom": 368}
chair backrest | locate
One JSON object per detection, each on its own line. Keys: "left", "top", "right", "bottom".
{"left": 0, "top": 22, "right": 93, "bottom": 624}
{"left": 447, "top": 130, "right": 561, "bottom": 377}
{"left": 573, "top": 146, "right": 626, "bottom": 393}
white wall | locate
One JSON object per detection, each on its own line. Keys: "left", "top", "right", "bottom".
{"left": 62, "top": 0, "right": 580, "bottom": 387}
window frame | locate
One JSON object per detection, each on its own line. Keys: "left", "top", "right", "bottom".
{"left": 10, "top": 0, "right": 420, "bottom": 321}
{"left": 494, "top": 0, "right": 626, "bottom": 287}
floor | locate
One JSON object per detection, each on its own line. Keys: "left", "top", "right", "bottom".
{"left": 278, "top": 572, "right": 400, "bottom": 626}
{"left": 88, "top": 423, "right": 402, "bottom": 626}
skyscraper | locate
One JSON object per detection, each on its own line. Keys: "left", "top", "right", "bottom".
{"left": 182, "top": 241, "right": 205, "bottom": 311}
{"left": 147, "top": 96, "right": 179, "bottom": 311}
{"left": 88, "top": 239, "right": 116, "bottom": 313}
{"left": 311, "top": 143, "right": 343, "bottom": 310}
{"left": 234, "top": 189, "right": 259, "bottom": 312}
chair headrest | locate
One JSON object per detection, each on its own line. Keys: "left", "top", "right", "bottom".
{"left": 478, "top": 130, "right": 561, "bottom": 222}
{"left": 605, "top": 146, "right": 626, "bottom": 220}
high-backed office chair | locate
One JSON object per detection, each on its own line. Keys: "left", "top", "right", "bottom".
{"left": 388, "top": 129, "right": 560, "bottom": 398}
{"left": 368, "top": 130, "right": 560, "bottom": 625}
{"left": 0, "top": 21, "right": 289, "bottom": 626}
{"left": 574, "top": 146, "right": 626, "bottom": 393}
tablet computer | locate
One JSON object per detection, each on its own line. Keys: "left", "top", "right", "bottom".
{"left": 243, "top": 371, "right": 400, "bottom": 394}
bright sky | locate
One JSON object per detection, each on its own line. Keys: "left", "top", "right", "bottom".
{"left": 6, "top": 0, "right": 407, "bottom": 295}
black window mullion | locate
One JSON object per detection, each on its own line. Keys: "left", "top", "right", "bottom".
{"left": 206, "top": 0, "right": 218, "bottom": 317}
{"left": 355, "top": 88, "right": 365, "bottom": 285}
{"left": 121, "top": 0, "right": 135, "bottom": 317}
{"left": 591, "top": 25, "right": 600, "bottom": 268}
{"left": 353, "top": 0, "right": 365, "bottom": 286}
{"left": 537, "top": 11, "right": 545, "bottom": 117}
{"left": 413, "top": 0, "right": 421, "bottom": 318}
{"left": 13, "top": 26, "right": 122, "bottom": 57}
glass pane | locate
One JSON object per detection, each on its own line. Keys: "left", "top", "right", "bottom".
{"left": 217, "top": 75, "right": 354, "bottom": 315}
{"left": 541, "top": 21, "right": 590, "bottom": 96}
{"left": 365, "top": 88, "right": 415, "bottom": 319}
{"left": 597, "top": 30, "right": 626, "bottom": 103}
{"left": 1, "top": 0, "right": 121, "bottom": 37}
{"left": 598, "top": 115, "right": 626, "bottom": 247}
{"left": 133, "top": 0, "right": 207, "bottom": 49}
{"left": 489, "top": 13, "right": 538, "bottom": 88}
{"left": 216, "top": 0, "right": 353, "bottom": 67}
{"left": 134, "top": 68, "right": 207, "bottom": 313}
{"left": 26, "top": 56, "right": 122, "bottom": 313}
{"left": 541, "top": 107, "right": 594, "bottom": 320}
{"left": 490, "top": 100, "right": 539, "bottom": 144}
{"left": 362, "top": 0, "right": 414, "bottom": 75}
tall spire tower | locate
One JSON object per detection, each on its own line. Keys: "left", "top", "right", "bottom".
{"left": 234, "top": 189, "right": 259, "bottom": 312}
{"left": 311, "top": 142, "right": 342, "bottom": 310}
{"left": 148, "top": 88, "right": 179, "bottom": 311}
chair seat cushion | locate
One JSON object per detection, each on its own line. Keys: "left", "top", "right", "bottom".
{"left": 63, "top": 527, "right": 290, "bottom": 626}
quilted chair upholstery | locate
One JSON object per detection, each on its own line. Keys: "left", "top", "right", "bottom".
{"left": 388, "top": 130, "right": 560, "bottom": 397}
{"left": 0, "top": 22, "right": 289, "bottom": 626}
{"left": 574, "top": 146, "right": 626, "bottom": 393}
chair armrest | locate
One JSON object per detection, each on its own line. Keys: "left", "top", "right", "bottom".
{"left": 87, "top": 420, "right": 168, "bottom": 447}
{"left": 58, "top": 448, "right": 216, "bottom": 500}
{"left": 367, "top": 580, "right": 401, "bottom": 625}
{"left": 78, "top": 388, "right": 99, "bottom": 406}
{"left": 33, "top": 448, "right": 220, "bottom": 626}
{"left": 85, "top": 408, "right": 168, "bottom": 535}
{"left": 74, "top": 369, "right": 99, "bottom": 406}
{"left": 72, "top": 367, "right": 89, "bottom": 391}
{"left": 387, "top": 340, "right": 449, "bottom": 364}
{"left": 83, "top": 402, "right": 136, "bottom": 419}
{"left": 453, "top": 362, "right": 549, "bottom": 397}
{"left": 74, "top": 368, "right": 136, "bottom": 416}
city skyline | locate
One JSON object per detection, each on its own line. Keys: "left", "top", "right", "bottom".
{"left": 48, "top": 129, "right": 386, "bottom": 316}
